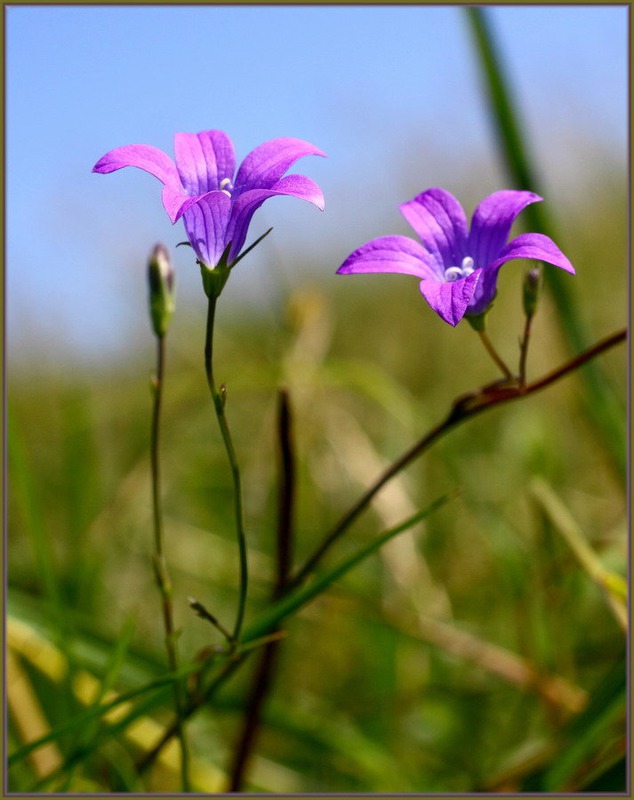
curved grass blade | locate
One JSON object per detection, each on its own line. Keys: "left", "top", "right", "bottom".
{"left": 465, "top": 6, "right": 626, "bottom": 480}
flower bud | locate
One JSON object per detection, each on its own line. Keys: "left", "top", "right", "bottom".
{"left": 148, "top": 244, "right": 175, "bottom": 336}
{"left": 522, "top": 266, "right": 541, "bottom": 319}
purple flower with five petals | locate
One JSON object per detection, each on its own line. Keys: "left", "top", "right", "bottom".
{"left": 337, "top": 188, "right": 574, "bottom": 326}
{"left": 93, "top": 130, "right": 326, "bottom": 270}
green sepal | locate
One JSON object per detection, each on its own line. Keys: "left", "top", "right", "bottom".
{"left": 198, "top": 228, "right": 274, "bottom": 300}
{"left": 466, "top": 310, "right": 488, "bottom": 332}
{"left": 199, "top": 242, "right": 233, "bottom": 299}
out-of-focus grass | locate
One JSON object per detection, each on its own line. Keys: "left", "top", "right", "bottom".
{"left": 7, "top": 169, "right": 627, "bottom": 792}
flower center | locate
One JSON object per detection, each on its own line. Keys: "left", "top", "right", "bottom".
{"left": 219, "top": 178, "right": 233, "bottom": 197}
{"left": 444, "top": 256, "right": 475, "bottom": 282}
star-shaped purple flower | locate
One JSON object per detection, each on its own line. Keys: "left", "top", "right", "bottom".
{"left": 93, "top": 130, "right": 326, "bottom": 269}
{"left": 337, "top": 188, "right": 574, "bottom": 326}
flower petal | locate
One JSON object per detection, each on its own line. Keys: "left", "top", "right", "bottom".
{"left": 181, "top": 191, "right": 232, "bottom": 268}
{"left": 466, "top": 232, "right": 575, "bottom": 317}
{"left": 469, "top": 190, "right": 542, "bottom": 266}
{"left": 92, "top": 143, "right": 179, "bottom": 182}
{"left": 489, "top": 232, "right": 576, "bottom": 274}
{"left": 271, "top": 174, "right": 325, "bottom": 209}
{"left": 233, "top": 137, "right": 326, "bottom": 195}
{"left": 399, "top": 188, "right": 469, "bottom": 269}
{"left": 165, "top": 187, "right": 203, "bottom": 225}
{"left": 337, "top": 236, "right": 438, "bottom": 280}
{"left": 225, "top": 175, "right": 325, "bottom": 261}
{"left": 92, "top": 144, "right": 191, "bottom": 223}
{"left": 419, "top": 269, "right": 481, "bottom": 327}
{"left": 173, "top": 130, "right": 236, "bottom": 196}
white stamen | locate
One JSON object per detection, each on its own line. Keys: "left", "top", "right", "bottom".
{"left": 444, "top": 255, "right": 476, "bottom": 282}
{"left": 444, "top": 267, "right": 463, "bottom": 282}
{"left": 219, "top": 177, "right": 233, "bottom": 197}
{"left": 461, "top": 256, "right": 475, "bottom": 275}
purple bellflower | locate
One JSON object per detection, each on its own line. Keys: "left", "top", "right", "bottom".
{"left": 93, "top": 130, "right": 326, "bottom": 280}
{"left": 337, "top": 188, "right": 574, "bottom": 326}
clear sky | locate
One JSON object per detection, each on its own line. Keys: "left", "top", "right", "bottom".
{"left": 6, "top": 4, "right": 628, "bottom": 364}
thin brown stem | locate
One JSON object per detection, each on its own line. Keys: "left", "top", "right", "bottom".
{"left": 227, "top": 389, "right": 296, "bottom": 791}
{"left": 290, "top": 327, "right": 626, "bottom": 587}
{"left": 275, "top": 389, "right": 296, "bottom": 595}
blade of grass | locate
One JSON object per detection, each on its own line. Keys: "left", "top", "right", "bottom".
{"left": 70, "top": 616, "right": 137, "bottom": 752}
{"left": 52, "top": 616, "right": 137, "bottom": 792}
{"left": 530, "top": 478, "right": 627, "bottom": 632}
{"left": 465, "top": 6, "right": 626, "bottom": 480}
{"left": 542, "top": 670, "right": 626, "bottom": 791}
{"left": 7, "top": 650, "right": 64, "bottom": 781}
{"left": 8, "top": 662, "right": 190, "bottom": 768}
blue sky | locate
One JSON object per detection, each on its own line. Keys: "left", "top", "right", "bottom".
{"left": 6, "top": 4, "right": 628, "bottom": 364}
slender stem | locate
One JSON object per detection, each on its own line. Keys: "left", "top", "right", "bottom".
{"left": 150, "top": 336, "right": 167, "bottom": 573}
{"left": 478, "top": 329, "right": 514, "bottom": 380}
{"left": 138, "top": 328, "right": 626, "bottom": 772}
{"left": 204, "top": 295, "right": 249, "bottom": 642}
{"left": 227, "top": 389, "right": 296, "bottom": 791}
{"left": 150, "top": 335, "right": 191, "bottom": 791}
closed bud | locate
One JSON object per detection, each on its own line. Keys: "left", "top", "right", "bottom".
{"left": 148, "top": 244, "right": 175, "bottom": 336}
{"left": 522, "top": 266, "right": 541, "bottom": 319}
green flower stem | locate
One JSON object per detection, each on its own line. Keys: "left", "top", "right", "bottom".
{"left": 478, "top": 329, "right": 514, "bottom": 381}
{"left": 204, "top": 294, "right": 248, "bottom": 642}
{"left": 150, "top": 334, "right": 191, "bottom": 791}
